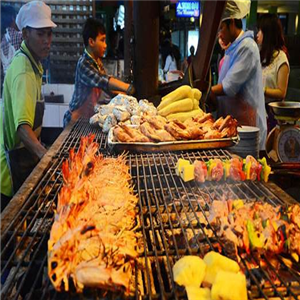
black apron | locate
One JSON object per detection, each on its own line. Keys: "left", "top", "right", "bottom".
{"left": 3, "top": 48, "right": 44, "bottom": 194}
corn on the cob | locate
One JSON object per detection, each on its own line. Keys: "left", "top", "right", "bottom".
{"left": 161, "top": 85, "right": 193, "bottom": 103}
{"left": 193, "top": 99, "right": 199, "bottom": 109}
{"left": 192, "top": 88, "right": 202, "bottom": 101}
{"left": 166, "top": 108, "right": 204, "bottom": 122}
{"left": 158, "top": 98, "right": 194, "bottom": 117}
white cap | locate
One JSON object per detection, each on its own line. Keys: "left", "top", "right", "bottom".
{"left": 16, "top": 1, "right": 57, "bottom": 31}
{"left": 222, "top": 0, "right": 251, "bottom": 21}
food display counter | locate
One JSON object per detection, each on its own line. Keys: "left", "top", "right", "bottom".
{"left": 1, "top": 118, "right": 299, "bottom": 300}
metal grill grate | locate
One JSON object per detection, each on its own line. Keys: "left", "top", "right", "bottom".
{"left": 1, "top": 120, "right": 299, "bottom": 300}
{"left": 54, "top": 119, "right": 109, "bottom": 158}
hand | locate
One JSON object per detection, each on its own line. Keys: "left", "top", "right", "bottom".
{"left": 169, "top": 70, "right": 184, "bottom": 78}
{"left": 127, "top": 84, "right": 136, "bottom": 96}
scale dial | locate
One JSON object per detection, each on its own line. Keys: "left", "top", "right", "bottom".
{"left": 277, "top": 127, "right": 300, "bottom": 162}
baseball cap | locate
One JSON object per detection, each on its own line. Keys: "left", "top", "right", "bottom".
{"left": 16, "top": 1, "right": 57, "bottom": 31}
{"left": 222, "top": 0, "right": 250, "bottom": 21}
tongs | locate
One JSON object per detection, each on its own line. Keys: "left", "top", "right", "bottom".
{"left": 270, "top": 163, "right": 300, "bottom": 177}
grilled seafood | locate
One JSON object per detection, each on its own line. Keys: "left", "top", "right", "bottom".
{"left": 194, "top": 113, "right": 214, "bottom": 124}
{"left": 216, "top": 115, "right": 239, "bottom": 137}
{"left": 113, "top": 125, "right": 134, "bottom": 142}
{"left": 199, "top": 120, "right": 215, "bottom": 133}
{"left": 119, "top": 123, "right": 150, "bottom": 142}
{"left": 156, "top": 129, "right": 176, "bottom": 141}
{"left": 113, "top": 113, "right": 238, "bottom": 143}
{"left": 183, "top": 118, "right": 198, "bottom": 128}
{"left": 187, "top": 125, "right": 204, "bottom": 140}
{"left": 48, "top": 135, "right": 142, "bottom": 294}
{"left": 141, "top": 114, "right": 167, "bottom": 130}
{"left": 203, "top": 129, "right": 223, "bottom": 140}
{"left": 140, "top": 122, "right": 163, "bottom": 142}
{"left": 164, "top": 121, "right": 191, "bottom": 140}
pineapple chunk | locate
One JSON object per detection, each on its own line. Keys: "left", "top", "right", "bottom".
{"left": 173, "top": 256, "right": 206, "bottom": 287}
{"left": 211, "top": 271, "right": 247, "bottom": 300}
{"left": 180, "top": 164, "right": 195, "bottom": 182}
{"left": 292, "top": 252, "right": 299, "bottom": 262}
{"left": 186, "top": 286, "right": 211, "bottom": 300}
{"left": 176, "top": 158, "right": 190, "bottom": 176}
{"left": 232, "top": 199, "right": 244, "bottom": 210}
{"left": 203, "top": 252, "right": 240, "bottom": 284}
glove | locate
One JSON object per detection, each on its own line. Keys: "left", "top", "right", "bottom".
{"left": 126, "top": 84, "right": 136, "bottom": 96}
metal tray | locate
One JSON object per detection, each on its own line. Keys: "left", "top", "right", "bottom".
{"left": 107, "top": 127, "right": 239, "bottom": 153}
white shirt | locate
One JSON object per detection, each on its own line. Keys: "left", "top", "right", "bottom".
{"left": 164, "top": 55, "right": 179, "bottom": 82}
{"left": 262, "top": 50, "right": 289, "bottom": 103}
{"left": 164, "top": 55, "right": 177, "bottom": 73}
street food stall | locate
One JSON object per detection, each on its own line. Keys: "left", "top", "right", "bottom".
{"left": 1, "top": 118, "right": 300, "bottom": 300}
{"left": 1, "top": 1, "right": 300, "bottom": 300}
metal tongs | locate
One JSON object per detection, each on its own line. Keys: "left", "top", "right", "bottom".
{"left": 270, "top": 163, "right": 300, "bottom": 177}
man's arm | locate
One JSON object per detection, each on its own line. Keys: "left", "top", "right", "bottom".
{"left": 108, "top": 77, "right": 130, "bottom": 94}
{"left": 211, "top": 83, "right": 225, "bottom": 96}
{"left": 81, "top": 60, "right": 132, "bottom": 95}
{"left": 17, "top": 124, "right": 47, "bottom": 159}
{"left": 210, "top": 44, "right": 253, "bottom": 98}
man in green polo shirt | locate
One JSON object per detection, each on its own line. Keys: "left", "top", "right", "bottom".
{"left": 0, "top": 1, "right": 56, "bottom": 211}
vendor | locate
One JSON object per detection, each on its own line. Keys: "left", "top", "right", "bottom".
{"left": 63, "top": 18, "right": 135, "bottom": 127}
{"left": 210, "top": 0, "right": 267, "bottom": 150}
{"left": 0, "top": 1, "right": 56, "bottom": 211}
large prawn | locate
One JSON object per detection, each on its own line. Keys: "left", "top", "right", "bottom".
{"left": 48, "top": 135, "right": 142, "bottom": 294}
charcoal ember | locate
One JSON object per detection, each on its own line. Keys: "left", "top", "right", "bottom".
{"left": 168, "top": 232, "right": 188, "bottom": 249}
{"left": 189, "top": 233, "right": 203, "bottom": 249}
{"left": 220, "top": 237, "right": 238, "bottom": 261}
{"left": 165, "top": 229, "right": 206, "bottom": 250}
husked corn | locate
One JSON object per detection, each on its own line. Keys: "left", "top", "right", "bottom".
{"left": 192, "top": 88, "right": 202, "bottom": 101}
{"left": 161, "top": 85, "right": 193, "bottom": 102}
{"left": 158, "top": 98, "right": 194, "bottom": 117}
{"left": 193, "top": 98, "right": 199, "bottom": 109}
{"left": 166, "top": 108, "right": 204, "bottom": 122}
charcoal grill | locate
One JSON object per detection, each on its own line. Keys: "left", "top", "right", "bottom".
{"left": 1, "top": 119, "right": 299, "bottom": 300}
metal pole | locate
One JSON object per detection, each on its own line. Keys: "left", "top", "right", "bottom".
{"left": 191, "top": 0, "right": 226, "bottom": 91}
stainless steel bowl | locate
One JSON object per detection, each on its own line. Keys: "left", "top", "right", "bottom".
{"left": 268, "top": 101, "right": 300, "bottom": 118}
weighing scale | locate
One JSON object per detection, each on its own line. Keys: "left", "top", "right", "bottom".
{"left": 266, "top": 102, "right": 300, "bottom": 163}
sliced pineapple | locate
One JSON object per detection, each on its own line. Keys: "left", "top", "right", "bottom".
{"left": 203, "top": 251, "right": 240, "bottom": 284}
{"left": 176, "top": 158, "right": 190, "bottom": 176}
{"left": 173, "top": 256, "right": 206, "bottom": 287}
{"left": 211, "top": 270, "right": 247, "bottom": 300}
{"left": 186, "top": 286, "right": 211, "bottom": 300}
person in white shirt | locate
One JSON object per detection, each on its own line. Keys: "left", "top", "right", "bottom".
{"left": 256, "top": 13, "right": 290, "bottom": 132}
{"left": 162, "top": 40, "right": 183, "bottom": 82}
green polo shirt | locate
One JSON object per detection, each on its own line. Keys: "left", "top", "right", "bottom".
{"left": 0, "top": 41, "right": 43, "bottom": 197}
